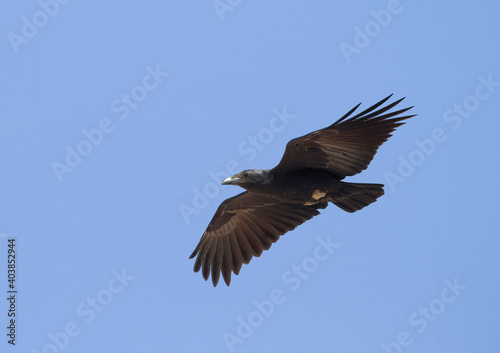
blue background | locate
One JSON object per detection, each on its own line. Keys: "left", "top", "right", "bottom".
{"left": 1, "top": 1, "right": 499, "bottom": 352}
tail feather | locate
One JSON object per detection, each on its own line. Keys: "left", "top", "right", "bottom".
{"left": 332, "top": 182, "right": 384, "bottom": 213}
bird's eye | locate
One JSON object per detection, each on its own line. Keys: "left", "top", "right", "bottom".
{"left": 244, "top": 172, "right": 248, "bottom": 178}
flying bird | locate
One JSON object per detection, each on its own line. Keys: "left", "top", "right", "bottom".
{"left": 190, "top": 95, "right": 415, "bottom": 286}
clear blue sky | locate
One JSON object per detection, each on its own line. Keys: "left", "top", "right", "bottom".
{"left": 1, "top": 1, "right": 499, "bottom": 352}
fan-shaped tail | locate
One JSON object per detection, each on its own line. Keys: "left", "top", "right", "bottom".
{"left": 332, "top": 182, "right": 384, "bottom": 213}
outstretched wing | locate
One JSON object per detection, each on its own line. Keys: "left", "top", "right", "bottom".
{"left": 273, "top": 95, "right": 415, "bottom": 179}
{"left": 189, "top": 191, "right": 327, "bottom": 286}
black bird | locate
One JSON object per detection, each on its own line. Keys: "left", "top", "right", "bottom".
{"left": 190, "top": 95, "right": 415, "bottom": 286}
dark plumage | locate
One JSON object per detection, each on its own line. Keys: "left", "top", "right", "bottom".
{"left": 190, "top": 95, "right": 415, "bottom": 286}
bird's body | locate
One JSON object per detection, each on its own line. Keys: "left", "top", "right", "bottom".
{"left": 230, "top": 168, "right": 368, "bottom": 206}
{"left": 272, "top": 168, "right": 341, "bottom": 205}
{"left": 190, "top": 95, "right": 415, "bottom": 286}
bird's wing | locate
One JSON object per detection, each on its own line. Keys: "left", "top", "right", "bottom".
{"left": 189, "top": 191, "right": 327, "bottom": 286}
{"left": 273, "top": 95, "right": 416, "bottom": 179}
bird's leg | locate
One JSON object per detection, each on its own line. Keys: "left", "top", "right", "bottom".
{"left": 312, "top": 189, "right": 328, "bottom": 200}
{"left": 303, "top": 189, "right": 328, "bottom": 205}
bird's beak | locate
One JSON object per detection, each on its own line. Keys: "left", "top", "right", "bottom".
{"left": 222, "top": 175, "right": 240, "bottom": 185}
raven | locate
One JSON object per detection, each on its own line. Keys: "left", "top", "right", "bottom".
{"left": 190, "top": 95, "right": 415, "bottom": 286}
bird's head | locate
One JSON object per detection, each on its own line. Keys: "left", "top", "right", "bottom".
{"left": 221, "top": 169, "right": 271, "bottom": 191}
